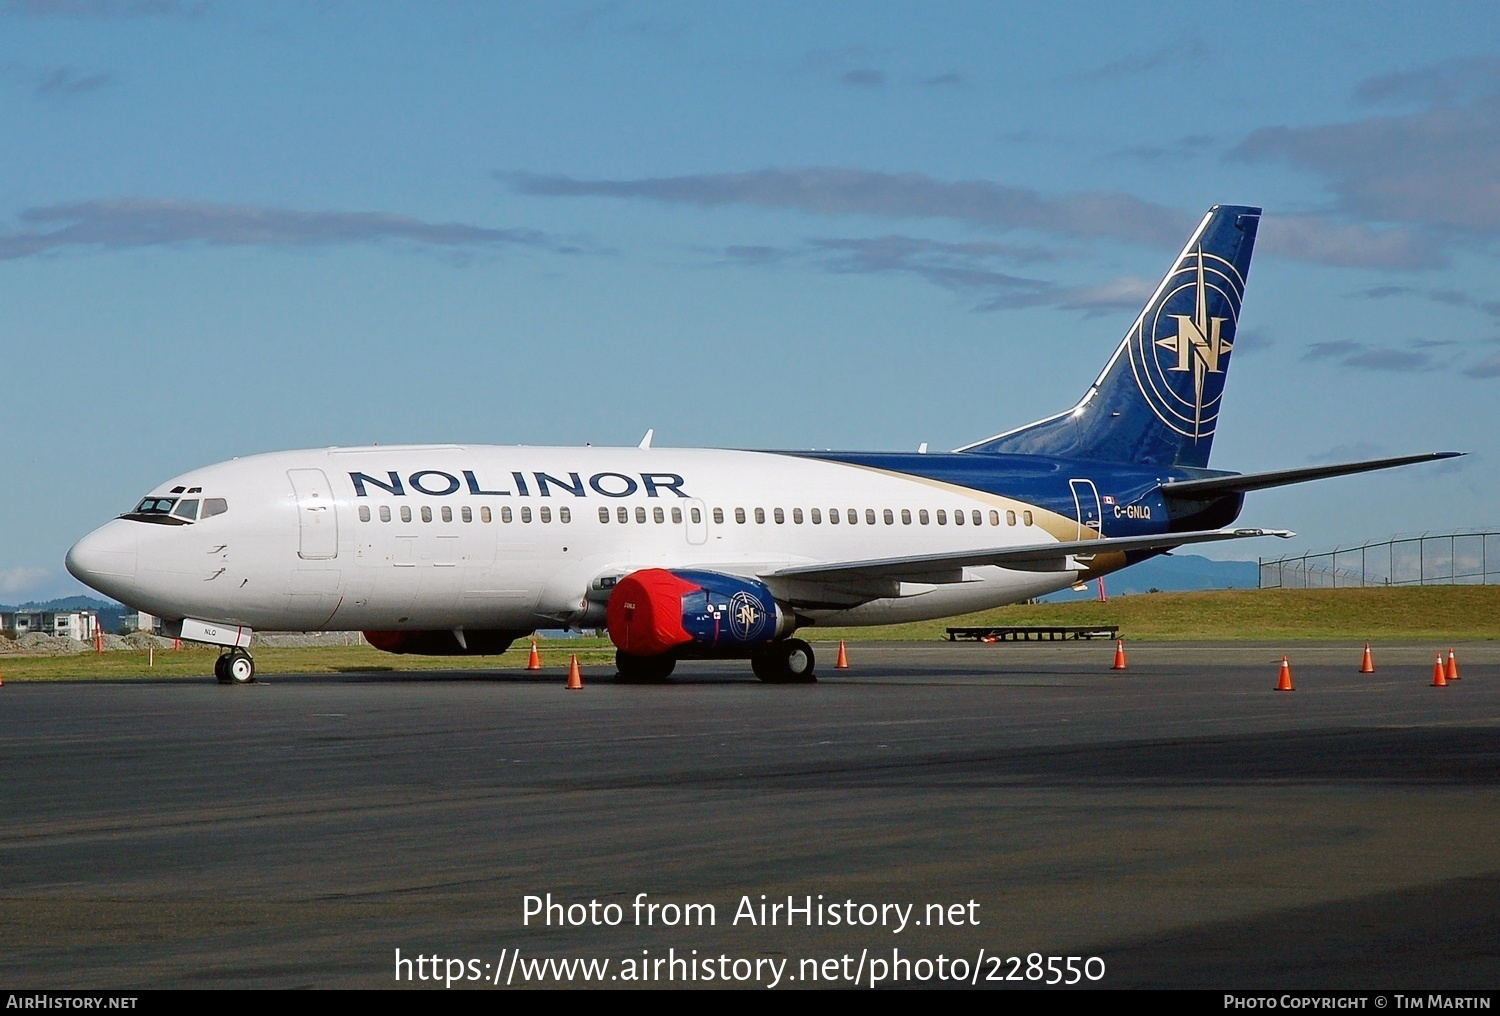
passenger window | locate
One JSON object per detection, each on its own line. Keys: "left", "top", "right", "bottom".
{"left": 358, "top": 505, "right": 371, "bottom": 523}
{"left": 954, "top": 510, "right": 965, "bottom": 526}
{"left": 502, "top": 506, "right": 513, "bottom": 523}
{"left": 421, "top": 506, "right": 432, "bottom": 523}
{"left": 617, "top": 507, "right": 628, "bottom": 523}
{"left": 635, "top": 507, "right": 647, "bottom": 523}
{"left": 735, "top": 508, "right": 746, "bottom": 524}
{"left": 400, "top": 506, "right": 412, "bottom": 523}
{"left": 462, "top": 506, "right": 472, "bottom": 523}
{"left": 481, "top": 506, "right": 492, "bottom": 523}
{"left": 540, "top": 506, "right": 552, "bottom": 523}
{"left": 441, "top": 506, "right": 452, "bottom": 523}
{"left": 865, "top": 509, "right": 876, "bottom": 525}
{"left": 172, "top": 499, "right": 199, "bottom": 521}
{"left": 755, "top": 508, "right": 766, "bottom": 524}
{"left": 673, "top": 507, "right": 684, "bottom": 523}
{"left": 774, "top": 508, "right": 784, "bottom": 524}
{"left": 687, "top": 507, "right": 698, "bottom": 524}
{"left": 654, "top": 507, "right": 665, "bottom": 523}
{"left": 973, "top": 510, "right": 983, "bottom": 526}
{"left": 792, "top": 508, "right": 803, "bottom": 524}
{"left": 202, "top": 498, "right": 228, "bottom": 519}
{"left": 828, "top": 508, "right": 838, "bottom": 525}
{"left": 1023, "top": 510, "right": 1034, "bottom": 526}
{"left": 599, "top": 507, "right": 610, "bottom": 523}
{"left": 521, "top": 506, "right": 533, "bottom": 523}
{"left": 883, "top": 509, "right": 894, "bottom": 525}
{"left": 1007, "top": 510, "right": 1016, "bottom": 526}
{"left": 936, "top": 510, "right": 947, "bottom": 525}
{"left": 811, "top": 508, "right": 821, "bottom": 524}
{"left": 712, "top": 508, "right": 724, "bottom": 524}
{"left": 901, "top": 509, "right": 911, "bottom": 525}
{"left": 379, "top": 505, "right": 391, "bottom": 523}
{"left": 989, "top": 510, "right": 999, "bottom": 526}
{"left": 847, "top": 509, "right": 857, "bottom": 524}
{"left": 560, "top": 507, "right": 571, "bottom": 523}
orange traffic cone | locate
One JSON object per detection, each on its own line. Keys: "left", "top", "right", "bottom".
{"left": 1359, "top": 643, "right": 1375, "bottom": 674}
{"left": 1433, "top": 653, "right": 1447, "bottom": 687}
{"left": 95, "top": 632, "right": 103, "bottom": 654}
{"left": 527, "top": 639, "right": 542, "bottom": 671}
{"left": 1446, "top": 649, "right": 1460, "bottom": 681}
{"left": 566, "top": 654, "right": 583, "bottom": 690}
{"left": 1112, "top": 639, "right": 1127, "bottom": 671}
{"left": 835, "top": 641, "right": 849, "bottom": 669}
{"left": 1276, "top": 656, "right": 1294, "bottom": 692}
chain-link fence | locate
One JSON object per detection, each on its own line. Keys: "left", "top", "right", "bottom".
{"left": 1259, "top": 531, "right": 1500, "bottom": 589}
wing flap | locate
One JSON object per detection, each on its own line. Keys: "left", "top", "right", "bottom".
{"left": 768, "top": 528, "right": 1293, "bottom": 584}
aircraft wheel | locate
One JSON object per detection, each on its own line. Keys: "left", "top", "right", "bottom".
{"left": 214, "top": 655, "right": 232, "bottom": 684}
{"left": 615, "top": 651, "right": 675, "bottom": 683}
{"left": 753, "top": 639, "right": 816, "bottom": 684}
{"left": 227, "top": 651, "right": 256, "bottom": 684}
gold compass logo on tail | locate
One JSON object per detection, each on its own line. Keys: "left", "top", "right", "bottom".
{"left": 1128, "top": 244, "right": 1245, "bottom": 440}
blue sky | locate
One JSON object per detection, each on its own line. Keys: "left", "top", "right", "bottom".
{"left": 4, "top": 0, "right": 1498, "bottom": 601}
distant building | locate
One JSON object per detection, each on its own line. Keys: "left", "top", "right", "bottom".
{"left": 1, "top": 610, "right": 101, "bottom": 641}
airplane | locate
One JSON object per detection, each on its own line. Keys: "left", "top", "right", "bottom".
{"left": 65, "top": 205, "right": 1457, "bottom": 685}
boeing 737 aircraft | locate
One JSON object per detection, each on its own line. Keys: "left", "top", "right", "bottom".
{"left": 66, "top": 206, "right": 1456, "bottom": 684}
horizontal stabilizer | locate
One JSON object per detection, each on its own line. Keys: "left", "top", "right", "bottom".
{"left": 770, "top": 528, "right": 1293, "bottom": 582}
{"left": 1160, "top": 452, "right": 1462, "bottom": 499}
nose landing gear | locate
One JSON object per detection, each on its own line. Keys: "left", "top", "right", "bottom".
{"left": 214, "top": 649, "right": 256, "bottom": 685}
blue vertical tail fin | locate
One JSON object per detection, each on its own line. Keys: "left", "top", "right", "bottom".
{"left": 957, "top": 204, "right": 1260, "bottom": 469}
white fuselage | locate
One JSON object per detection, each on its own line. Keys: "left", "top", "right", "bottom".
{"left": 67, "top": 444, "right": 1099, "bottom": 636}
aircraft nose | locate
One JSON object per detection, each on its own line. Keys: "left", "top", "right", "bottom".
{"left": 65, "top": 521, "right": 139, "bottom": 598}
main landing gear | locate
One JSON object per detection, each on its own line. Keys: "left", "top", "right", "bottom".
{"left": 751, "top": 638, "right": 816, "bottom": 684}
{"left": 214, "top": 649, "right": 256, "bottom": 685}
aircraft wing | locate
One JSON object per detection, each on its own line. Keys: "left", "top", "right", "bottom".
{"left": 768, "top": 527, "right": 1293, "bottom": 583}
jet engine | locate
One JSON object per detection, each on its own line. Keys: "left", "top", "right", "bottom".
{"left": 606, "top": 568, "right": 789, "bottom": 657}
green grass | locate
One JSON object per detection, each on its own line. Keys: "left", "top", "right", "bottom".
{"left": 3, "top": 586, "right": 1497, "bottom": 681}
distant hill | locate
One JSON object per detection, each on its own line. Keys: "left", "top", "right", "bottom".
{"left": 1042, "top": 554, "right": 1258, "bottom": 601}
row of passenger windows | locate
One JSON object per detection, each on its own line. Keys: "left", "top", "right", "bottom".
{"left": 357, "top": 504, "right": 572, "bottom": 524}
{"left": 356, "top": 504, "right": 1034, "bottom": 527}
{"left": 709, "top": 507, "right": 1032, "bottom": 527}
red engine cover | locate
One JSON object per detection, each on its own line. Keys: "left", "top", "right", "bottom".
{"left": 606, "top": 569, "right": 701, "bottom": 656}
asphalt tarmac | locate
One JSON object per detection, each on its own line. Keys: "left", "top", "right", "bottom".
{"left": 3, "top": 640, "right": 1498, "bottom": 990}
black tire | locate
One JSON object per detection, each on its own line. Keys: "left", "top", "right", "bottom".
{"left": 214, "top": 656, "right": 231, "bottom": 684}
{"left": 227, "top": 651, "right": 255, "bottom": 684}
{"left": 615, "top": 651, "right": 675, "bottom": 683}
{"left": 752, "top": 639, "right": 816, "bottom": 684}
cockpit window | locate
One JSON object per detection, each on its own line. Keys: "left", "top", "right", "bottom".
{"left": 134, "top": 497, "right": 178, "bottom": 515}
{"left": 123, "top": 494, "right": 226, "bottom": 525}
